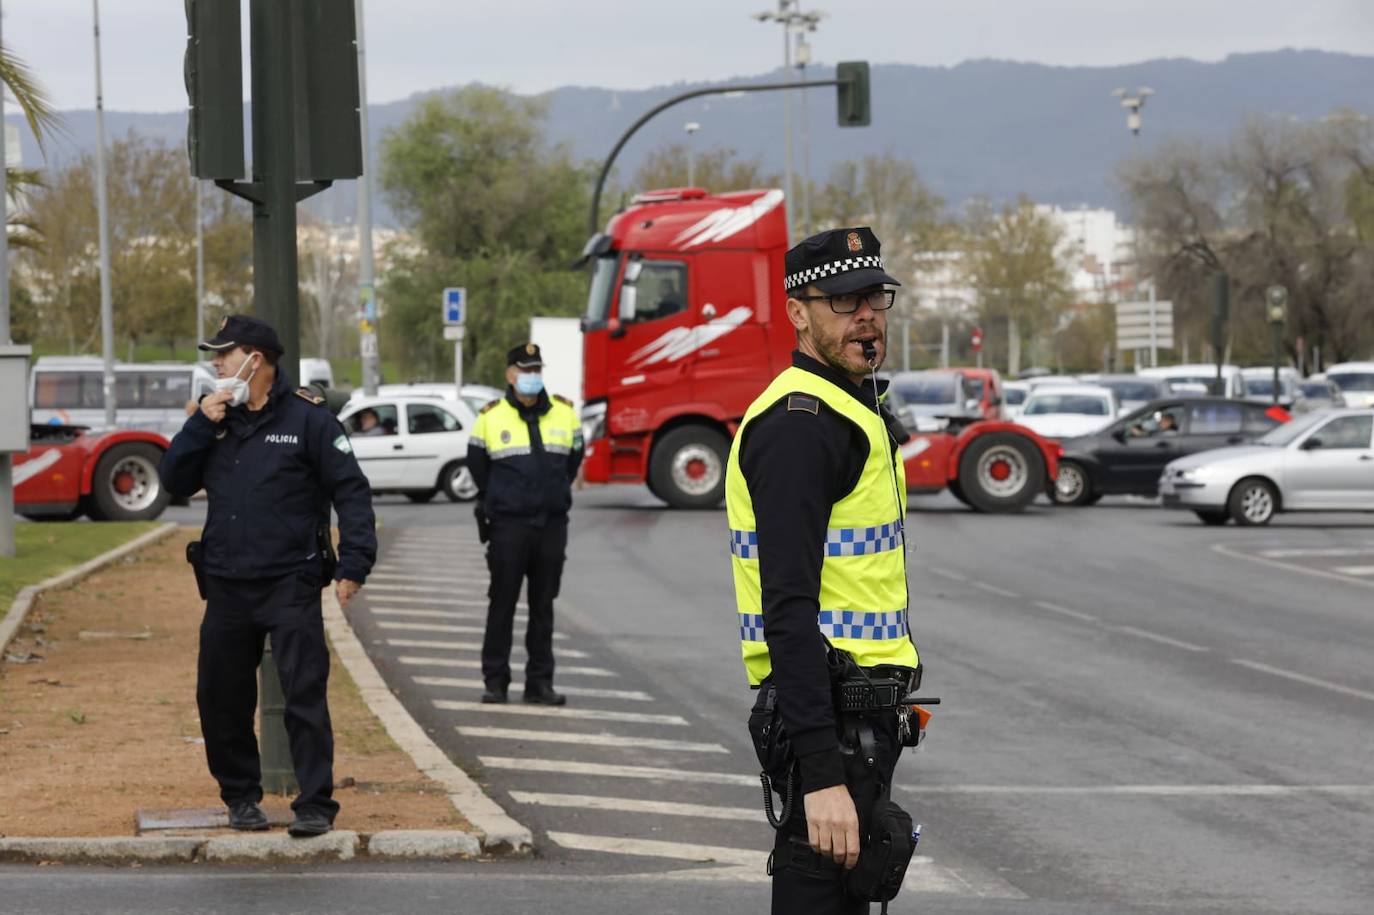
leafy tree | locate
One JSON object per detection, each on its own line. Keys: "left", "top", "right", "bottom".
{"left": 631, "top": 143, "right": 778, "bottom": 195}
{"left": 961, "top": 196, "right": 1073, "bottom": 376}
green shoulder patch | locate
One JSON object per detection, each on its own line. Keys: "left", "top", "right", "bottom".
{"left": 787, "top": 394, "right": 820, "bottom": 415}
{"left": 295, "top": 387, "right": 326, "bottom": 405}
{"left": 332, "top": 434, "right": 353, "bottom": 454}
{"left": 552, "top": 394, "right": 573, "bottom": 407}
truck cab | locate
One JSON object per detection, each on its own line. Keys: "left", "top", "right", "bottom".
{"left": 579, "top": 188, "right": 793, "bottom": 507}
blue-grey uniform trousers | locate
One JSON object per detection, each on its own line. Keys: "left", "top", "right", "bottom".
{"left": 197, "top": 570, "right": 338, "bottom": 819}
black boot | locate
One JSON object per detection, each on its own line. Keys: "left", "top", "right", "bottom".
{"left": 523, "top": 683, "right": 566, "bottom": 706}
{"left": 226, "top": 801, "right": 269, "bottom": 831}
{"left": 481, "top": 683, "right": 508, "bottom": 704}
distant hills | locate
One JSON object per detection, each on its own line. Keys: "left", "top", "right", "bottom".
{"left": 10, "top": 49, "right": 1373, "bottom": 226}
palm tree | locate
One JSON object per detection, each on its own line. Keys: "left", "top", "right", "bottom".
{"left": 1, "top": 39, "right": 61, "bottom": 249}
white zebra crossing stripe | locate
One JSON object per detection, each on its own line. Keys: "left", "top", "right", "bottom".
{"left": 366, "top": 583, "right": 490, "bottom": 595}
{"left": 434, "top": 700, "right": 686, "bottom": 726}
{"left": 548, "top": 832, "right": 761, "bottom": 868}
{"left": 414, "top": 677, "right": 651, "bottom": 701}
{"left": 1331, "top": 565, "right": 1374, "bottom": 576}
{"left": 386, "top": 639, "right": 589, "bottom": 658}
{"left": 478, "top": 757, "right": 757, "bottom": 786}
{"left": 378, "top": 621, "right": 568, "bottom": 640}
{"left": 397, "top": 656, "right": 618, "bottom": 677}
{"left": 368, "top": 573, "right": 487, "bottom": 584}
{"left": 358, "top": 594, "right": 523, "bottom": 609}
{"left": 456, "top": 727, "right": 728, "bottom": 754}
{"left": 371, "top": 608, "right": 483, "bottom": 620}
{"left": 511, "top": 792, "right": 756, "bottom": 821}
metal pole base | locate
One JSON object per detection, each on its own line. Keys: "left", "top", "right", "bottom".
{"left": 259, "top": 643, "right": 298, "bottom": 796}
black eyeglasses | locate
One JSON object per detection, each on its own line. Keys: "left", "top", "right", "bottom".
{"left": 794, "top": 288, "right": 896, "bottom": 314}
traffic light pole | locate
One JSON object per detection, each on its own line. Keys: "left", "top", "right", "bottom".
{"left": 587, "top": 77, "right": 845, "bottom": 239}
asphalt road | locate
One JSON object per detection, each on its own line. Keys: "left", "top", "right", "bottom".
{"left": 7, "top": 490, "right": 1373, "bottom": 913}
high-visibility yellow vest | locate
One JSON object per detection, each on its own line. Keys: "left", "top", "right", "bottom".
{"left": 726, "top": 366, "right": 919, "bottom": 685}
{"left": 472, "top": 395, "right": 579, "bottom": 460}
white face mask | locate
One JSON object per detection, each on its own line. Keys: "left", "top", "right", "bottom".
{"left": 214, "top": 352, "right": 260, "bottom": 407}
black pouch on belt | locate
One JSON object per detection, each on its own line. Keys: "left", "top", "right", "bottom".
{"left": 844, "top": 796, "right": 916, "bottom": 903}
{"left": 185, "top": 540, "right": 207, "bottom": 600}
{"left": 747, "top": 684, "right": 793, "bottom": 782}
{"left": 317, "top": 528, "right": 338, "bottom": 588}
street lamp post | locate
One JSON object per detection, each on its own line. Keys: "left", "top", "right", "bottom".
{"left": 1265, "top": 285, "right": 1288, "bottom": 406}
{"left": 683, "top": 121, "right": 700, "bottom": 187}
{"left": 92, "top": 0, "right": 116, "bottom": 430}
{"left": 754, "top": 2, "right": 824, "bottom": 244}
{"left": 1111, "top": 86, "right": 1155, "bottom": 137}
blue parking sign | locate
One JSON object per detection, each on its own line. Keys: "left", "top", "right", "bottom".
{"left": 443, "top": 287, "right": 466, "bottom": 326}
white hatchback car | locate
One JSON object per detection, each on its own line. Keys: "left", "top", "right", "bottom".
{"left": 339, "top": 395, "right": 480, "bottom": 502}
{"left": 1014, "top": 384, "right": 1119, "bottom": 439}
{"left": 1159, "top": 409, "right": 1374, "bottom": 525}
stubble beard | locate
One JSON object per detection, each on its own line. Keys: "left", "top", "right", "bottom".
{"left": 812, "top": 322, "right": 884, "bottom": 379}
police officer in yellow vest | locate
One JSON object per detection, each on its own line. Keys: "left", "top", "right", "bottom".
{"left": 727, "top": 227, "right": 922, "bottom": 914}
{"left": 468, "top": 343, "right": 582, "bottom": 706}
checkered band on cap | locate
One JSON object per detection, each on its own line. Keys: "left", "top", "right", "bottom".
{"left": 785, "top": 255, "right": 885, "bottom": 292}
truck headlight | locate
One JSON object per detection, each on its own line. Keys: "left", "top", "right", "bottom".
{"left": 580, "top": 400, "right": 607, "bottom": 444}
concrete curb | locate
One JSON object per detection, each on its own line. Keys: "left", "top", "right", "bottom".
{"left": 0, "top": 522, "right": 179, "bottom": 658}
{"left": 368, "top": 829, "right": 481, "bottom": 859}
{"left": 322, "top": 588, "right": 533, "bottom": 854}
{"left": 0, "top": 836, "right": 201, "bottom": 864}
{"left": 0, "top": 829, "right": 486, "bottom": 864}
{"left": 203, "top": 831, "right": 359, "bottom": 863}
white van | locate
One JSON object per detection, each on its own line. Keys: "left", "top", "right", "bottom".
{"left": 1325, "top": 362, "right": 1374, "bottom": 408}
{"left": 1138, "top": 364, "right": 1244, "bottom": 399}
{"left": 299, "top": 357, "right": 334, "bottom": 389}
{"left": 29, "top": 356, "right": 218, "bottom": 437}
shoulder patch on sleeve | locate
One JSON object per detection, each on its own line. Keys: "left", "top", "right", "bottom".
{"left": 786, "top": 394, "right": 820, "bottom": 415}
{"left": 332, "top": 434, "right": 353, "bottom": 454}
{"left": 552, "top": 394, "right": 573, "bottom": 407}
{"left": 479, "top": 400, "right": 499, "bottom": 414}
{"left": 295, "top": 387, "right": 326, "bottom": 405}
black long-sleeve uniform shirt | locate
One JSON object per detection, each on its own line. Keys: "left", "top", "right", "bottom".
{"left": 159, "top": 371, "right": 377, "bottom": 584}
{"left": 739, "top": 351, "right": 908, "bottom": 792}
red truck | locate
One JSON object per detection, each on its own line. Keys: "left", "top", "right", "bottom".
{"left": 14, "top": 425, "right": 172, "bottom": 522}
{"left": 578, "top": 187, "right": 1058, "bottom": 512}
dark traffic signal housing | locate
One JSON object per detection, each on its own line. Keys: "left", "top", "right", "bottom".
{"left": 184, "top": 0, "right": 244, "bottom": 179}
{"left": 836, "top": 61, "right": 871, "bottom": 127}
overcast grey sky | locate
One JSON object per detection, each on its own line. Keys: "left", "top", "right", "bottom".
{"left": 5, "top": 0, "right": 1373, "bottom": 113}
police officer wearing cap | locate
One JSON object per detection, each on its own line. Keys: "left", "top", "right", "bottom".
{"left": 726, "top": 228, "right": 922, "bottom": 913}
{"left": 467, "top": 343, "right": 582, "bottom": 706}
{"left": 160, "top": 315, "right": 377, "bottom": 837}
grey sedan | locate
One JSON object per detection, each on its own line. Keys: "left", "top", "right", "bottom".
{"left": 1158, "top": 409, "right": 1374, "bottom": 525}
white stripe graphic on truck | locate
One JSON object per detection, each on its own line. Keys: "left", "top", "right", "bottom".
{"left": 671, "top": 190, "right": 784, "bottom": 249}
{"left": 628, "top": 306, "right": 753, "bottom": 368}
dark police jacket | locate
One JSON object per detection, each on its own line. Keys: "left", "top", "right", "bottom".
{"left": 467, "top": 388, "right": 582, "bottom": 526}
{"left": 159, "top": 372, "right": 377, "bottom": 583}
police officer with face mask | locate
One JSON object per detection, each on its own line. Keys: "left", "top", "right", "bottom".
{"left": 467, "top": 343, "right": 582, "bottom": 706}
{"left": 160, "top": 315, "right": 376, "bottom": 837}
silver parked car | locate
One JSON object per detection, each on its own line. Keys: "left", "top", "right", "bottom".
{"left": 1159, "top": 409, "right": 1374, "bottom": 525}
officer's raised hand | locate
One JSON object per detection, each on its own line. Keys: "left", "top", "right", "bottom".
{"left": 804, "top": 784, "right": 860, "bottom": 869}
{"left": 199, "top": 388, "right": 235, "bottom": 424}
{"left": 335, "top": 579, "right": 361, "bottom": 608}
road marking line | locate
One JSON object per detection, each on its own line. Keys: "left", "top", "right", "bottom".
{"left": 398, "top": 656, "right": 616, "bottom": 678}
{"left": 1331, "top": 565, "right": 1374, "bottom": 576}
{"left": 378, "top": 621, "right": 567, "bottom": 640}
{"left": 360, "top": 594, "right": 526, "bottom": 609}
{"left": 415, "top": 677, "right": 651, "bottom": 701}
{"left": 1111, "top": 625, "right": 1210, "bottom": 653}
{"left": 1260, "top": 546, "right": 1374, "bottom": 558}
{"left": 1231, "top": 659, "right": 1374, "bottom": 704}
{"left": 457, "top": 727, "right": 728, "bottom": 754}
{"left": 367, "top": 573, "right": 486, "bottom": 584}
{"left": 511, "top": 792, "right": 756, "bottom": 821}
{"left": 434, "top": 699, "right": 686, "bottom": 726}
{"left": 371, "top": 607, "right": 482, "bottom": 620}
{"left": 547, "top": 832, "right": 762, "bottom": 867}
{"left": 366, "top": 583, "right": 490, "bottom": 595}
{"left": 927, "top": 568, "right": 967, "bottom": 582}
{"left": 972, "top": 582, "right": 1019, "bottom": 599}
{"left": 1212, "top": 543, "right": 1374, "bottom": 591}
{"left": 478, "top": 756, "right": 756, "bottom": 786}
{"left": 901, "top": 783, "right": 1374, "bottom": 796}
{"left": 1033, "top": 600, "right": 1098, "bottom": 623}
{"left": 386, "top": 639, "right": 589, "bottom": 658}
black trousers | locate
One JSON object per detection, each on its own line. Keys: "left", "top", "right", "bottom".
{"left": 769, "top": 714, "right": 903, "bottom": 915}
{"left": 197, "top": 570, "right": 338, "bottom": 819}
{"left": 481, "top": 518, "right": 567, "bottom": 690}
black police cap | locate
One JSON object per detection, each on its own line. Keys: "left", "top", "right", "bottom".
{"left": 784, "top": 226, "right": 902, "bottom": 295}
{"left": 507, "top": 342, "right": 544, "bottom": 368}
{"left": 198, "top": 314, "right": 285, "bottom": 354}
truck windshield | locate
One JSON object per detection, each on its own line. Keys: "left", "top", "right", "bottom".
{"left": 894, "top": 374, "right": 958, "bottom": 405}
{"left": 585, "top": 256, "right": 619, "bottom": 325}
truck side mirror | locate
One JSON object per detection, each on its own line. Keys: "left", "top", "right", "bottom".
{"left": 618, "top": 286, "right": 638, "bottom": 323}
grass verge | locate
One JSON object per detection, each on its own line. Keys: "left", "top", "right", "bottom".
{"left": 0, "top": 522, "right": 160, "bottom": 609}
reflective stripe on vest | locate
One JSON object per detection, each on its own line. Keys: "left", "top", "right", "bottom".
{"left": 472, "top": 398, "right": 579, "bottom": 460}
{"left": 725, "top": 365, "right": 919, "bottom": 685}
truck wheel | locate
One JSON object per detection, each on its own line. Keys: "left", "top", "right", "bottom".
{"left": 1228, "top": 477, "right": 1277, "bottom": 526}
{"left": 648, "top": 426, "right": 728, "bottom": 510}
{"left": 1050, "top": 460, "right": 1094, "bottom": 507}
{"left": 86, "top": 443, "right": 170, "bottom": 522}
{"left": 947, "top": 477, "right": 970, "bottom": 506}
{"left": 957, "top": 433, "right": 1044, "bottom": 514}
{"left": 440, "top": 461, "right": 479, "bottom": 503}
